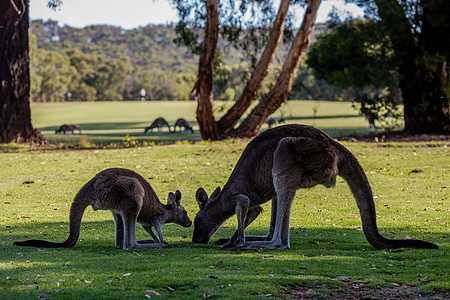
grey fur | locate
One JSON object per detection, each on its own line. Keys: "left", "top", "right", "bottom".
{"left": 144, "top": 117, "right": 172, "bottom": 133}
{"left": 193, "top": 124, "right": 438, "bottom": 250}
{"left": 174, "top": 118, "right": 194, "bottom": 133}
{"left": 14, "top": 168, "right": 192, "bottom": 249}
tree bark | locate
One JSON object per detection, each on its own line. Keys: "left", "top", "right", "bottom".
{"left": 232, "top": 0, "right": 322, "bottom": 138}
{"left": 0, "top": 0, "right": 47, "bottom": 144}
{"left": 193, "top": 0, "right": 220, "bottom": 140}
{"left": 216, "top": 0, "right": 291, "bottom": 138}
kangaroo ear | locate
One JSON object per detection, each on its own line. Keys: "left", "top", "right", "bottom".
{"left": 196, "top": 187, "right": 210, "bottom": 210}
{"left": 167, "top": 192, "right": 177, "bottom": 207}
{"left": 210, "top": 186, "right": 221, "bottom": 199}
{"left": 174, "top": 190, "right": 182, "bottom": 205}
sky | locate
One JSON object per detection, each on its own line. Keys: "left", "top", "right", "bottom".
{"left": 29, "top": 0, "right": 364, "bottom": 29}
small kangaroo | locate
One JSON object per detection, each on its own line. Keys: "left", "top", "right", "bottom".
{"left": 144, "top": 117, "right": 172, "bottom": 133}
{"left": 174, "top": 118, "right": 194, "bottom": 133}
{"left": 55, "top": 124, "right": 74, "bottom": 134}
{"left": 193, "top": 124, "right": 438, "bottom": 250}
{"left": 70, "top": 124, "right": 82, "bottom": 134}
{"left": 266, "top": 118, "right": 276, "bottom": 128}
{"left": 14, "top": 168, "right": 192, "bottom": 250}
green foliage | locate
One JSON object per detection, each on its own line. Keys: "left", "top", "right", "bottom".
{"left": 306, "top": 19, "right": 402, "bottom": 128}
{"left": 30, "top": 20, "right": 355, "bottom": 103}
{"left": 30, "top": 21, "right": 200, "bottom": 101}
{"left": 1, "top": 141, "right": 448, "bottom": 298}
{"left": 309, "top": 0, "right": 450, "bottom": 134}
{"left": 307, "top": 19, "right": 396, "bottom": 89}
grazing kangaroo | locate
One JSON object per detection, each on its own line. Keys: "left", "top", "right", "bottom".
{"left": 174, "top": 118, "right": 194, "bottom": 133}
{"left": 144, "top": 117, "right": 172, "bottom": 133}
{"left": 55, "top": 124, "right": 74, "bottom": 134}
{"left": 14, "top": 168, "right": 192, "bottom": 250}
{"left": 70, "top": 124, "right": 82, "bottom": 134}
{"left": 266, "top": 118, "right": 276, "bottom": 128}
{"left": 193, "top": 124, "right": 438, "bottom": 250}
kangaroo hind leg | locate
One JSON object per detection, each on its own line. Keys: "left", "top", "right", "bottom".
{"left": 112, "top": 212, "right": 124, "bottom": 248}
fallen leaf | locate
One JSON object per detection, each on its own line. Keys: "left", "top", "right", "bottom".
{"left": 36, "top": 293, "right": 50, "bottom": 298}
{"left": 336, "top": 276, "right": 350, "bottom": 281}
{"left": 143, "top": 290, "right": 161, "bottom": 296}
{"left": 123, "top": 273, "right": 132, "bottom": 277}
{"left": 167, "top": 286, "right": 175, "bottom": 292}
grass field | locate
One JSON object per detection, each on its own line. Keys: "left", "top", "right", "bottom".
{"left": 0, "top": 101, "right": 448, "bottom": 299}
{"left": 30, "top": 100, "right": 379, "bottom": 146}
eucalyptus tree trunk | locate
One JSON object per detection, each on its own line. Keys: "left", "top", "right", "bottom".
{"left": 233, "top": 0, "right": 322, "bottom": 138}
{"left": 193, "top": 0, "right": 220, "bottom": 140}
{"left": 217, "top": 0, "right": 291, "bottom": 138}
{"left": 0, "top": 0, "right": 47, "bottom": 144}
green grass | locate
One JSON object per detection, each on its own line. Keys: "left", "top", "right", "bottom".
{"left": 1, "top": 140, "right": 448, "bottom": 299}
{"left": 30, "top": 100, "right": 379, "bottom": 146}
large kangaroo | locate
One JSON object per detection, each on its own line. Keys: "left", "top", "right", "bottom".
{"left": 193, "top": 124, "right": 438, "bottom": 250}
{"left": 14, "top": 168, "right": 192, "bottom": 249}
{"left": 144, "top": 117, "right": 172, "bottom": 133}
{"left": 174, "top": 118, "right": 194, "bottom": 133}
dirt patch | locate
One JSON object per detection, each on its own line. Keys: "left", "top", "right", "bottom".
{"left": 280, "top": 283, "right": 449, "bottom": 299}
{"left": 338, "top": 131, "right": 450, "bottom": 143}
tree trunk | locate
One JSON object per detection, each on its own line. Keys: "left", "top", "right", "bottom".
{"left": 401, "top": 61, "right": 449, "bottom": 134}
{"left": 216, "top": 0, "right": 291, "bottom": 138}
{"left": 193, "top": 0, "right": 220, "bottom": 140}
{"left": 0, "top": 0, "right": 47, "bottom": 145}
{"left": 232, "top": 0, "right": 322, "bottom": 138}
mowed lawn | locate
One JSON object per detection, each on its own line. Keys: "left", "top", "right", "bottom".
{"left": 30, "top": 100, "right": 377, "bottom": 146}
{"left": 1, "top": 136, "right": 449, "bottom": 298}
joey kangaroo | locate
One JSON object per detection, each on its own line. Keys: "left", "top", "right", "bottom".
{"left": 144, "top": 117, "right": 172, "bottom": 133}
{"left": 174, "top": 118, "right": 194, "bottom": 133}
{"left": 14, "top": 168, "right": 192, "bottom": 250}
{"left": 193, "top": 124, "right": 438, "bottom": 250}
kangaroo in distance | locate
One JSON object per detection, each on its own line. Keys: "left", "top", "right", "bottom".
{"left": 144, "top": 117, "right": 172, "bottom": 133}
{"left": 193, "top": 124, "right": 438, "bottom": 250}
{"left": 14, "top": 168, "right": 192, "bottom": 250}
{"left": 55, "top": 124, "right": 81, "bottom": 134}
{"left": 174, "top": 118, "right": 194, "bottom": 133}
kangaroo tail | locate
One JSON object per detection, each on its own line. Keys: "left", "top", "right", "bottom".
{"left": 14, "top": 183, "right": 93, "bottom": 248}
{"left": 336, "top": 143, "right": 438, "bottom": 250}
{"left": 366, "top": 235, "right": 438, "bottom": 249}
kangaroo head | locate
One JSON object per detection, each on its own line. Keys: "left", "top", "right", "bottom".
{"left": 192, "top": 186, "right": 223, "bottom": 243}
{"left": 167, "top": 190, "right": 192, "bottom": 228}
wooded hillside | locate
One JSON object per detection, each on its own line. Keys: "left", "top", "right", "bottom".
{"left": 30, "top": 20, "right": 349, "bottom": 102}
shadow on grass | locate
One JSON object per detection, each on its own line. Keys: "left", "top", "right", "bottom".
{"left": 8, "top": 220, "right": 446, "bottom": 252}
{"left": 4, "top": 220, "right": 447, "bottom": 298}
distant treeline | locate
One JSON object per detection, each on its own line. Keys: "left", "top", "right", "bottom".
{"left": 30, "top": 20, "right": 355, "bottom": 102}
